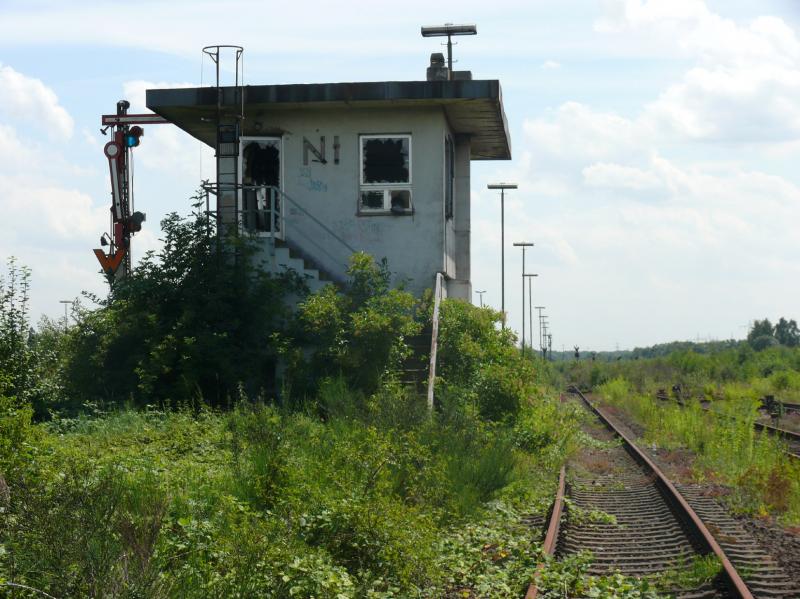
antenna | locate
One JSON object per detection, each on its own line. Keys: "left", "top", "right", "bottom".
{"left": 421, "top": 23, "right": 477, "bottom": 77}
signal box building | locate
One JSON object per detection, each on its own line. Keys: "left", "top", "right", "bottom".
{"left": 146, "top": 55, "right": 511, "bottom": 299}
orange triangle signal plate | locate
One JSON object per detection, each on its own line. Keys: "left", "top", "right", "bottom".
{"left": 93, "top": 248, "right": 126, "bottom": 274}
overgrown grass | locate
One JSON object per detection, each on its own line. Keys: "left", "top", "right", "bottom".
{"left": 0, "top": 380, "right": 584, "bottom": 597}
{"left": 597, "top": 378, "right": 800, "bottom": 522}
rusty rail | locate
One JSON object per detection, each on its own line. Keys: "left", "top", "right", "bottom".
{"left": 524, "top": 466, "right": 565, "bottom": 599}
{"left": 569, "top": 387, "right": 753, "bottom": 599}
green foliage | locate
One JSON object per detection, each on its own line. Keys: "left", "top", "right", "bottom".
{"left": 775, "top": 317, "right": 800, "bottom": 347}
{"left": 61, "top": 194, "right": 301, "bottom": 410}
{"left": 0, "top": 259, "right": 38, "bottom": 405}
{"left": 0, "top": 386, "right": 35, "bottom": 479}
{"left": 436, "top": 299, "right": 539, "bottom": 421}
{"left": 652, "top": 554, "right": 722, "bottom": 590}
{"left": 536, "top": 553, "right": 663, "bottom": 598}
{"left": 289, "top": 252, "right": 420, "bottom": 399}
{"left": 1, "top": 371, "right": 581, "bottom": 597}
{"left": 748, "top": 318, "right": 775, "bottom": 346}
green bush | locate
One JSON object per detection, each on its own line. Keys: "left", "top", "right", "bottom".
{"left": 474, "top": 362, "right": 526, "bottom": 421}
{"left": 61, "top": 195, "right": 301, "bottom": 411}
{"left": 289, "top": 253, "right": 420, "bottom": 399}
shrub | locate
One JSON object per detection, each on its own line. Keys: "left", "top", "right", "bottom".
{"left": 62, "top": 194, "right": 301, "bottom": 410}
{"left": 290, "top": 252, "right": 420, "bottom": 398}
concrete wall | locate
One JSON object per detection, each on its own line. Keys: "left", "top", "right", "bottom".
{"left": 240, "top": 106, "right": 459, "bottom": 297}
{"left": 448, "top": 134, "right": 472, "bottom": 301}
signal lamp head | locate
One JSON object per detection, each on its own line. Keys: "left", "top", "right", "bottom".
{"left": 124, "top": 126, "right": 144, "bottom": 147}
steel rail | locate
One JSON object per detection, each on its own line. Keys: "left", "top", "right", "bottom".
{"left": 524, "top": 466, "right": 565, "bottom": 599}
{"left": 568, "top": 387, "right": 754, "bottom": 599}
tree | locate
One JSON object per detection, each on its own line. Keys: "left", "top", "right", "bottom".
{"left": 63, "top": 193, "right": 303, "bottom": 410}
{"left": 747, "top": 318, "right": 776, "bottom": 350}
{"left": 774, "top": 317, "right": 800, "bottom": 347}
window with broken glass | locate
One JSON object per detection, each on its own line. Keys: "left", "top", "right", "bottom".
{"left": 241, "top": 138, "right": 281, "bottom": 233}
{"left": 359, "top": 135, "right": 412, "bottom": 214}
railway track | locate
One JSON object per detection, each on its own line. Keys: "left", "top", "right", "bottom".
{"left": 526, "top": 388, "right": 800, "bottom": 599}
{"left": 655, "top": 391, "right": 800, "bottom": 459}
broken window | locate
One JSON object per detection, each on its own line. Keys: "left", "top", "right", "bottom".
{"left": 359, "top": 135, "right": 412, "bottom": 213}
{"left": 241, "top": 138, "right": 281, "bottom": 233}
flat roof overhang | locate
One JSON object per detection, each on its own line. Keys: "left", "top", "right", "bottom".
{"left": 146, "top": 80, "right": 511, "bottom": 160}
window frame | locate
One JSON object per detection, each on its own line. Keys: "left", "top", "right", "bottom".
{"left": 358, "top": 133, "right": 413, "bottom": 215}
{"left": 238, "top": 135, "right": 284, "bottom": 236}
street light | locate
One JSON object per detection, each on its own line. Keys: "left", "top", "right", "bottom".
{"left": 420, "top": 24, "right": 477, "bottom": 75}
{"left": 524, "top": 274, "right": 538, "bottom": 358}
{"left": 513, "top": 242, "right": 533, "bottom": 355}
{"left": 475, "top": 289, "right": 486, "bottom": 307}
{"left": 488, "top": 183, "right": 517, "bottom": 327}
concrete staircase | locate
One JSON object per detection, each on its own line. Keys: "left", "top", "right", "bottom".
{"left": 262, "top": 239, "right": 343, "bottom": 294}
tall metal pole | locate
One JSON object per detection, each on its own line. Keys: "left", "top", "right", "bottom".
{"left": 501, "top": 190, "right": 505, "bottom": 324}
{"left": 528, "top": 277, "right": 533, "bottom": 353}
{"left": 488, "top": 183, "right": 517, "bottom": 328}
{"left": 513, "top": 242, "right": 533, "bottom": 355}
{"left": 59, "top": 300, "right": 71, "bottom": 332}
{"left": 475, "top": 290, "right": 486, "bottom": 307}
{"left": 524, "top": 274, "right": 538, "bottom": 358}
{"left": 535, "top": 306, "right": 546, "bottom": 352}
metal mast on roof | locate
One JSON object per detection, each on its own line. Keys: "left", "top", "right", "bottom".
{"left": 201, "top": 45, "right": 244, "bottom": 232}
{"left": 420, "top": 24, "right": 477, "bottom": 78}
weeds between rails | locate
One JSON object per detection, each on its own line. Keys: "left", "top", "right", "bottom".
{"left": 654, "top": 390, "right": 800, "bottom": 460}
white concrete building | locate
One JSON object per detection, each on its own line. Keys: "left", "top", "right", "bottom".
{"left": 146, "top": 56, "right": 511, "bottom": 300}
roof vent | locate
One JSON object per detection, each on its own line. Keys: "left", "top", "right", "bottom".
{"left": 427, "top": 53, "right": 449, "bottom": 81}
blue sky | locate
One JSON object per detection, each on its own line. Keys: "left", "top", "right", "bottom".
{"left": 1, "top": 0, "right": 799, "bottom": 351}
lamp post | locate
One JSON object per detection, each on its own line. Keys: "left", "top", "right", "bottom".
{"left": 488, "top": 183, "right": 517, "bottom": 327}
{"left": 523, "top": 274, "right": 538, "bottom": 357}
{"left": 513, "top": 242, "right": 533, "bottom": 354}
{"left": 475, "top": 289, "right": 486, "bottom": 307}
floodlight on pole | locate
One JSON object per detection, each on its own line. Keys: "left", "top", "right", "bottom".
{"left": 475, "top": 289, "right": 486, "bottom": 307}
{"left": 488, "top": 183, "right": 518, "bottom": 328}
{"left": 420, "top": 23, "right": 477, "bottom": 75}
{"left": 513, "top": 242, "right": 534, "bottom": 356}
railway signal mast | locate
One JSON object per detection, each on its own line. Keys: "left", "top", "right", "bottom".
{"left": 96, "top": 100, "right": 168, "bottom": 282}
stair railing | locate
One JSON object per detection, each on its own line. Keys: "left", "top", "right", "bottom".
{"left": 214, "top": 182, "right": 358, "bottom": 284}
{"left": 427, "top": 272, "right": 446, "bottom": 412}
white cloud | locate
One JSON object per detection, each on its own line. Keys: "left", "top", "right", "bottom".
{"left": 583, "top": 162, "right": 663, "bottom": 191}
{"left": 0, "top": 174, "right": 107, "bottom": 242}
{"left": 0, "top": 63, "right": 73, "bottom": 137}
{"left": 596, "top": 1, "right": 800, "bottom": 143}
{"left": 541, "top": 60, "right": 561, "bottom": 70}
{"left": 122, "top": 80, "right": 215, "bottom": 179}
{"left": 523, "top": 102, "right": 648, "bottom": 167}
